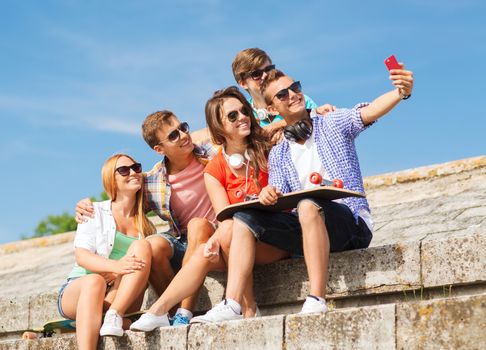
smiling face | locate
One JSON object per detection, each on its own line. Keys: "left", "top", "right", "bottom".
{"left": 221, "top": 97, "right": 252, "bottom": 142}
{"left": 239, "top": 59, "right": 273, "bottom": 101}
{"left": 114, "top": 156, "right": 143, "bottom": 194}
{"left": 153, "top": 116, "right": 194, "bottom": 160}
{"left": 266, "top": 75, "right": 306, "bottom": 122}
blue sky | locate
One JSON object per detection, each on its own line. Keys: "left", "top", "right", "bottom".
{"left": 1, "top": 0, "right": 484, "bottom": 244}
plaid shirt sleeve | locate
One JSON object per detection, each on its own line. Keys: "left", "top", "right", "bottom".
{"left": 327, "top": 103, "right": 371, "bottom": 140}
{"left": 268, "top": 144, "right": 290, "bottom": 193}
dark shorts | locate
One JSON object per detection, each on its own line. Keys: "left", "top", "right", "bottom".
{"left": 156, "top": 232, "right": 188, "bottom": 272}
{"left": 233, "top": 199, "right": 372, "bottom": 256}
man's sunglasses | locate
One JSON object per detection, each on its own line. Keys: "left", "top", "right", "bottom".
{"left": 115, "top": 163, "right": 142, "bottom": 176}
{"left": 272, "top": 81, "right": 302, "bottom": 102}
{"left": 227, "top": 107, "right": 252, "bottom": 123}
{"left": 162, "top": 122, "right": 190, "bottom": 143}
{"left": 243, "top": 64, "right": 276, "bottom": 80}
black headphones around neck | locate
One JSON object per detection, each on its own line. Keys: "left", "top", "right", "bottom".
{"left": 283, "top": 118, "right": 313, "bottom": 142}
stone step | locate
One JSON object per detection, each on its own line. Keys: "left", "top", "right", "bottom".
{"left": 1, "top": 227, "right": 484, "bottom": 338}
{"left": 3, "top": 293, "right": 485, "bottom": 350}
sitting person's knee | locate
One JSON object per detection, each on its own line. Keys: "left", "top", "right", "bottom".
{"left": 83, "top": 274, "right": 107, "bottom": 291}
{"left": 297, "top": 200, "right": 322, "bottom": 223}
{"left": 147, "top": 236, "right": 173, "bottom": 259}
{"left": 187, "top": 218, "right": 213, "bottom": 243}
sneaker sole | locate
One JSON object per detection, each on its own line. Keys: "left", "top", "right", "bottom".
{"left": 100, "top": 329, "right": 124, "bottom": 337}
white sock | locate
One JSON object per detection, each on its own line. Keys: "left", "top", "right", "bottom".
{"left": 176, "top": 307, "right": 193, "bottom": 319}
{"left": 225, "top": 298, "right": 242, "bottom": 314}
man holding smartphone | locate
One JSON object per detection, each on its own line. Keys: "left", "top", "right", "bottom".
{"left": 191, "top": 61, "right": 414, "bottom": 322}
{"left": 253, "top": 63, "right": 414, "bottom": 313}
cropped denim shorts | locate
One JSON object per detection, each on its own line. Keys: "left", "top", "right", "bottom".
{"left": 57, "top": 277, "right": 79, "bottom": 319}
{"left": 156, "top": 232, "right": 188, "bottom": 272}
{"left": 233, "top": 199, "right": 372, "bottom": 256}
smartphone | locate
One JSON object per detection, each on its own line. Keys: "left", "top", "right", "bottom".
{"left": 384, "top": 55, "right": 401, "bottom": 71}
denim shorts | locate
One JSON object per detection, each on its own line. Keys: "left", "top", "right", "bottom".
{"left": 156, "top": 232, "right": 188, "bottom": 272}
{"left": 233, "top": 199, "right": 372, "bottom": 256}
{"left": 57, "top": 277, "right": 79, "bottom": 319}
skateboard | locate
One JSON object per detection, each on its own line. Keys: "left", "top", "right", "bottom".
{"left": 216, "top": 174, "right": 364, "bottom": 221}
{"left": 21, "top": 310, "right": 145, "bottom": 339}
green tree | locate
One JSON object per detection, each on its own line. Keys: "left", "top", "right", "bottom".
{"left": 32, "top": 212, "right": 77, "bottom": 237}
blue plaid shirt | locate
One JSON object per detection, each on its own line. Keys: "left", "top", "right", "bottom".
{"left": 268, "top": 103, "right": 371, "bottom": 223}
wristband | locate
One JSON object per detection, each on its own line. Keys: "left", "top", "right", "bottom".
{"left": 400, "top": 92, "right": 411, "bottom": 100}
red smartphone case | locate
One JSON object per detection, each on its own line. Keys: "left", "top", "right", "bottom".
{"left": 384, "top": 55, "right": 401, "bottom": 70}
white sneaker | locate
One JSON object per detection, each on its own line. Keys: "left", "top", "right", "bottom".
{"left": 300, "top": 296, "right": 328, "bottom": 314}
{"left": 190, "top": 299, "right": 243, "bottom": 324}
{"left": 100, "top": 309, "right": 124, "bottom": 337}
{"left": 130, "top": 312, "right": 170, "bottom": 332}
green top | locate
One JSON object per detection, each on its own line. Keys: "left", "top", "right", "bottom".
{"left": 67, "top": 231, "right": 138, "bottom": 279}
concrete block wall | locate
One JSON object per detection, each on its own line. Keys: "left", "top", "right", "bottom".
{"left": 0, "top": 156, "right": 485, "bottom": 349}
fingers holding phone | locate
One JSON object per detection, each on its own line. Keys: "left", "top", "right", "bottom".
{"left": 385, "top": 55, "right": 414, "bottom": 98}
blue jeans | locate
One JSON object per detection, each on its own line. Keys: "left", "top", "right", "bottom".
{"left": 57, "top": 277, "right": 79, "bottom": 319}
{"left": 233, "top": 200, "right": 372, "bottom": 256}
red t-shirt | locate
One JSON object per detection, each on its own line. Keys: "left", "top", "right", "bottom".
{"left": 204, "top": 150, "right": 268, "bottom": 204}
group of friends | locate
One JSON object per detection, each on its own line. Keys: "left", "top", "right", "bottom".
{"left": 59, "top": 48, "right": 414, "bottom": 349}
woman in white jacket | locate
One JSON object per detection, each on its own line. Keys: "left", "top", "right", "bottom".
{"left": 58, "top": 154, "right": 155, "bottom": 350}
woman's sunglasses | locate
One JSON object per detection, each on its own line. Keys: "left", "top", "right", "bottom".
{"left": 243, "top": 64, "right": 276, "bottom": 80}
{"left": 227, "top": 107, "right": 252, "bottom": 123}
{"left": 115, "top": 163, "right": 142, "bottom": 176}
{"left": 272, "top": 81, "right": 302, "bottom": 102}
{"left": 163, "top": 122, "right": 190, "bottom": 143}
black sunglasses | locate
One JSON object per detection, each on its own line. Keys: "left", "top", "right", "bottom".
{"left": 227, "top": 107, "right": 252, "bottom": 123}
{"left": 162, "top": 122, "right": 190, "bottom": 143}
{"left": 243, "top": 64, "right": 276, "bottom": 80}
{"left": 272, "top": 81, "right": 302, "bottom": 102}
{"left": 115, "top": 163, "right": 142, "bottom": 176}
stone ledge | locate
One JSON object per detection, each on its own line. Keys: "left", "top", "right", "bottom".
{"left": 396, "top": 293, "right": 486, "bottom": 350}
{"left": 1, "top": 229, "right": 485, "bottom": 335}
{"left": 13, "top": 293, "right": 486, "bottom": 350}
{"left": 364, "top": 155, "right": 486, "bottom": 189}
{"left": 422, "top": 228, "right": 486, "bottom": 288}
{"left": 195, "top": 241, "right": 421, "bottom": 311}
{"left": 285, "top": 304, "right": 395, "bottom": 350}
{"left": 188, "top": 315, "right": 284, "bottom": 350}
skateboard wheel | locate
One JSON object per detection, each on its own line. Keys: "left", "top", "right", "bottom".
{"left": 309, "top": 172, "right": 322, "bottom": 184}
{"left": 333, "top": 179, "right": 344, "bottom": 188}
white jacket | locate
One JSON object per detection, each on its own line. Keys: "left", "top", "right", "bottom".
{"left": 73, "top": 200, "right": 117, "bottom": 258}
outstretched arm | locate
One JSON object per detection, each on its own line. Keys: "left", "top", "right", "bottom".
{"left": 360, "top": 63, "right": 414, "bottom": 125}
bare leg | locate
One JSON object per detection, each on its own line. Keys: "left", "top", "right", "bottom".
{"left": 109, "top": 239, "right": 152, "bottom": 314}
{"left": 225, "top": 220, "right": 288, "bottom": 304}
{"left": 179, "top": 218, "right": 214, "bottom": 311}
{"left": 297, "top": 200, "right": 329, "bottom": 297}
{"left": 147, "top": 236, "right": 175, "bottom": 296}
{"left": 61, "top": 274, "right": 107, "bottom": 350}
{"left": 148, "top": 244, "right": 226, "bottom": 315}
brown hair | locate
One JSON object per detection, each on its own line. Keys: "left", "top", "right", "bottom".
{"left": 142, "top": 110, "right": 177, "bottom": 149}
{"left": 260, "top": 69, "right": 287, "bottom": 105}
{"left": 205, "top": 86, "right": 271, "bottom": 189}
{"left": 231, "top": 48, "right": 272, "bottom": 84}
{"left": 101, "top": 154, "right": 156, "bottom": 237}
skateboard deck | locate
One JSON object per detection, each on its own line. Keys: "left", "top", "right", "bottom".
{"left": 22, "top": 310, "right": 145, "bottom": 339}
{"left": 216, "top": 186, "right": 365, "bottom": 221}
